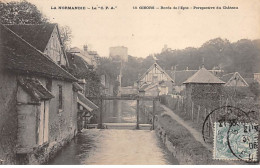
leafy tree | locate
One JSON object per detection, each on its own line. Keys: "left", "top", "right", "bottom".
{"left": 0, "top": 1, "right": 48, "bottom": 24}
{"left": 249, "top": 81, "right": 260, "bottom": 100}
{"left": 0, "top": 1, "right": 72, "bottom": 50}
{"left": 59, "top": 25, "right": 72, "bottom": 51}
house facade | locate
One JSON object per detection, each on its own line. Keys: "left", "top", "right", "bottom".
{"left": 0, "top": 24, "right": 82, "bottom": 164}
{"left": 66, "top": 52, "right": 99, "bottom": 130}
{"left": 5, "top": 24, "right": 69, "bottom": 67}
{"left": 136, "top": 62, "right": 174, "bottom": 95}
{"left": 220, "top": 72, "right": 249, "bottom": 87}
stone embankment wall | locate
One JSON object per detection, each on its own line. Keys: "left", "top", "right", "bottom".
{"left": 154, "top": 114, "right": 228, "bottom": 165}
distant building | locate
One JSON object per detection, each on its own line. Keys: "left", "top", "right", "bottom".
{"left": 109, "top": 46, "right": 128, "bottom": 62}
{"left": 183, "top": 67, "right": 225, "bottom": 112}
{"left": 253, "top": 73, "right": 260, "bottom": 83}
{"left": 161, "top": 44, "right": 173, "bottom": 52}
{"left": 66, "top": 53, "right": 99, "bottom": 128}
{"left": 220, "top": 72, "right": 249, "bottom": 87}
{"left": 68, "top": 46, "right": 100, "bottom": 69}
{"left": 166, "top": 68, "right": 224, "bottom": 94}
{"left": 137, "top": 62, "right": 174, "bottom": 95}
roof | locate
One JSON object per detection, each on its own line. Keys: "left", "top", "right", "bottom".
{"left": 17, "top": 76, "right": 54, "bottom": 101}
{"left": 68, "top": 47, "right": 94, "bottom": 65}
{"left": 0, "top": 24, "right": 77, "bottom": 81}
{"left": 183, "top": 67, "right": 225, "bottom": 84}
{"left": 4, "top": 24, "right": 56, "bottom": 52}
{"left": 137, "top": 62, "right": 174, "bottom": 83}
{"left": 220, "top": 72, "right": 249, "bottom": 87}
{"left": 67, "top": 52, "right": 90, "bottom": 78}
{"left": 77, "top": 92, "right": 99, "bottom": 112}
{"left": 73, "top": 82, "right": 83, "bottom": 92}
{"left": 167, "top": 70, "right": 197, "bottom": 86}
{"left": 244, "top": 78, "right": 255, "bottom": 85}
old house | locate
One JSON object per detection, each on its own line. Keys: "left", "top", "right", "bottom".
{"left": 137, "top": 62, "right": 174, "bottom": 95}
{"left": 5, "top": 24, "right": 69, "bottom": 68}
{"left": 68, "top": 46, "right": 100, "bottom": 70}
{"left": 0, "top": 24, "right": 81, "bottom": 164}
{"left": 66, "top": 52, "right": 99, "bottom": 128}
{"left": 183, "top": 67, "right": 225, "bottom": 113}
{"left": 167, "top": 68, "right": 224, "bottom": 94}
{"left": 167, "top": 70, "right": 197, "bottom": 94}
{"left": 220, "top": 72, "right": 249, "bottom": 87}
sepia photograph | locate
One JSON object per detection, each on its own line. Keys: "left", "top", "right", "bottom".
{"left": 0, "top": 0, "right": 259, "bottom": 165}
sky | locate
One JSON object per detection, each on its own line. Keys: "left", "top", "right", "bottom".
{"left": 5, "top": 0, "right": 260, "bottom": 57}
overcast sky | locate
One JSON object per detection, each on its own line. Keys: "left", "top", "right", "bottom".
{"left": 8, "top": 0, "right": 260, "bottom": 57}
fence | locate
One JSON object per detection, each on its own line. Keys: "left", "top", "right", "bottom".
{"left": 160, "top": 94, "right": 259, "bottom": 144}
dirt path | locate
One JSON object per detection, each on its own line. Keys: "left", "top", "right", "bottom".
{"left": 160, "top": 104, "right": 212, "bottom": 151}
{"left": 160, "top": 104, "right": 240, "bottom": 165}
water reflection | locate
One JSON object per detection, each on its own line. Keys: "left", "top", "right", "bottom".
{"left": 48, "top": 129, "right": 178, "bottom": 165}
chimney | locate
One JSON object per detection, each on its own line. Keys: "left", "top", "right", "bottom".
{"left": 83, "top": 45, "right": 88, "bottom": 52}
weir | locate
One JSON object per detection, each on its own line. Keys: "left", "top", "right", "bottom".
{"left": 86, "top": 123, "right": 152, "bottom": 130}
{"left": 87, "top": 95, "right": 159, "bottom": 130}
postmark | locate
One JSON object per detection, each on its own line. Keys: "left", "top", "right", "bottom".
{"left": 202, "top": 105, "right": 259, "bottom": 162}
{"left": 214, "top": 122, "right": 258, "bottom": 162}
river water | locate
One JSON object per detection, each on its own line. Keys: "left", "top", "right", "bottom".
{"left": 48, "top": 129, "right": 178, "bottom": 165}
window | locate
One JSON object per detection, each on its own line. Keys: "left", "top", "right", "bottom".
{"left": 46, "top": 79, "right": 52, "bottom": 92}
{"left": 58, "top": 85, "right": 63, "bottom": 110}
{"left": 39, "top": 101, "right": 49, "bottom": 145}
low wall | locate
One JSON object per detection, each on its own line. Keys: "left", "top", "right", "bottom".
{"left": 17, "top": 133, "right": 75, "bottom": 165}
{"left": 154, "top": 114, "right": 227, "bottom": 165}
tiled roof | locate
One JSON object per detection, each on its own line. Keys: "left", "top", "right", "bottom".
{"left": 183, "top": 67, "right": 225, "bottom": 84}
{"left": 167, "top": 70, "right": 197, "bottom": 86}
{"left": 1, "top": 24, "right": 77, "bottom": 81}
{"left": 220, "top": 72, "right": 249, "bottom": 87}
{"left": 73, "top": 82, "right": 83, "bottom": 92}
{"left": 67, "top": 52, "right": 90, "bottom": 78}
{"left": 68, "top": 47, "right": 93, "bottom": 65}
{"left": 77, "top": 92, "right": 99, "bottom": 112}
{"left": 17, "top": 76, "right": 54, "bottom": 101}
{"left": 244, "top": 78, "right": 255, "bottom": 85}
{"left": 220, "top": 73, "right": 234, "bottom": 82}
{"left": 4, "top": 24, "right": 56, "bottom": 52}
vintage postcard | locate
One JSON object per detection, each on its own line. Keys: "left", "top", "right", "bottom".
{"left": 0, "top": 0, "right": 259, "bottom": 165}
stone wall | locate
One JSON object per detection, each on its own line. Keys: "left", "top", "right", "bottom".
{"left": 0, "top": 69, "right": 18, "bottom": 164}
{"left": 48, "top": 80, "right": 77, "bottom": 143}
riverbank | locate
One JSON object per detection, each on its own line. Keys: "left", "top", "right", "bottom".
{"left": 155, "top": 104, "right": 232, "bottom": 164}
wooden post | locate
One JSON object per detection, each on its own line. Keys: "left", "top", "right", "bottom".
{"left": 197, "top": 105, "right": 200, "bottom": 123}
{"left": 136, "top": 99, "right": 140, "bottom": 129}
{"left": 191, "top": 101, "right": 194, "bottom": 121}
{"left": 98, "top": 99, "right": 103, "bottom": 129}
{"left": 152, "top": 100, "right": 156, "bottom": 130}
{"left": 204, "top": 108, "right": 207, "bottom": 119}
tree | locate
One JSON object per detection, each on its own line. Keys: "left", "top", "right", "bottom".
{"left": 0, "top": 1, "right": 73, "bottom": 51}
{"left": 59, "top": 25, "right": 72, "bottom": 51}
{"left": 249, "top": 81, "right": 260, "bottom": 100}
{"left": 0, "top": 1, "right": 48, "bottom": 24}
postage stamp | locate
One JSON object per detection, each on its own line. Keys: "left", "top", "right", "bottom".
{"left": 214, "top": 122, "right": 258, "bottom": 162}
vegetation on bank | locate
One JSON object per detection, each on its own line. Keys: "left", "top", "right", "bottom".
{"left": 158, "top": 114, "right": 235, "bottom": 164}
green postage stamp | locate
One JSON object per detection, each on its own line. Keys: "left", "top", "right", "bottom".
{"left": 214, "top": 122, "right": 258, "bottom": 161}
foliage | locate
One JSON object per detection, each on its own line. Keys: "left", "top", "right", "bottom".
{"left": 0, "top": 1, "right": 48, "bottom": 24}
{"left": 97, "top": 57, "right": 120, "bottom": 81}
{"left": 59, "top": 25, "right": 72, "bottom": 51}
{"left": 0, "top": 1, "right": 72, "bottom": 51}
{"left": 155, "top": 38, "right": 260, "bottom": 77}
{"left": 249, "top": 81, "right": 260, "bottom": 100}
{"left": 120, "top": 38, "right": 260, "bottom": 87}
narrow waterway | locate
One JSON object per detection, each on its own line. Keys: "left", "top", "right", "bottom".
{"left": 48, "top": 129, "right": 178, "bottom": 165}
